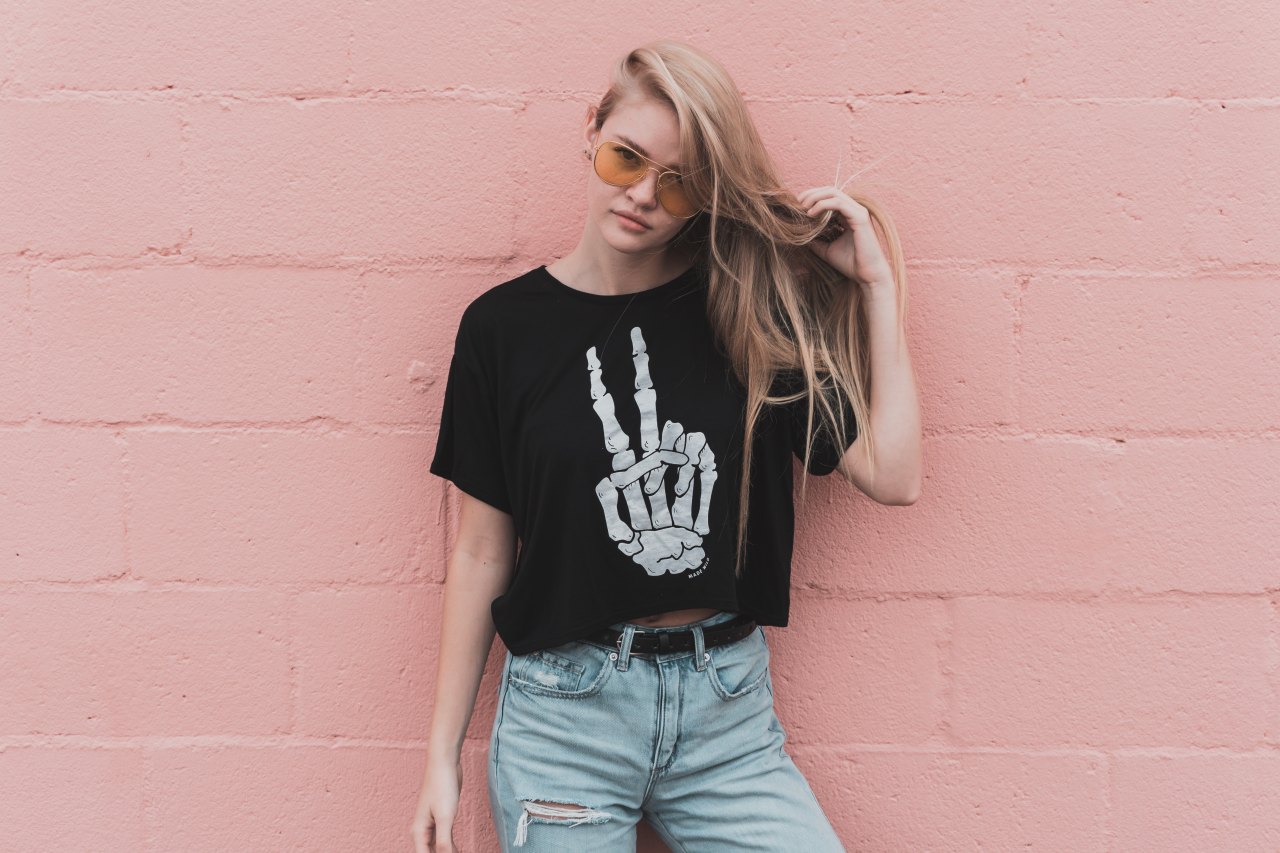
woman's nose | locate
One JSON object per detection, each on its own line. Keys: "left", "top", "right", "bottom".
{"left": 627, "top": 169, "right": 662, "bottom": 206}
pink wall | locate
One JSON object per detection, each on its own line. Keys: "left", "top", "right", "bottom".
{"left": 2, "top": 2, "right": 1278, "bottom": 851}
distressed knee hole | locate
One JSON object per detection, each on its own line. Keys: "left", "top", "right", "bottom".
{"left": 512, "top": 799, "right": 613, "bottom": 847}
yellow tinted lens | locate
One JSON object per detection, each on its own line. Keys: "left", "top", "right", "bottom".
{"left": 656, "top": 174, "right": 697, "bottom": 218}
{"left": 595, "top": 142, "right": 646, "bottom": 185}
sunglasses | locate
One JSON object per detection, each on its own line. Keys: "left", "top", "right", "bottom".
{"left": 590, "top": 139, "right": 702, "bottom": 219}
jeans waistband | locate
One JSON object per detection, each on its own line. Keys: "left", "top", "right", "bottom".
{"left": 602, "top": 610, "right": 751, "bottom": 671}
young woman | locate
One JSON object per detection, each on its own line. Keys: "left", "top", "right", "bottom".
{"left": 412, "top": 40, "right": 922, "bottom": 853}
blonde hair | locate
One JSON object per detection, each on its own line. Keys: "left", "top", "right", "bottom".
{"left": 590, "top": 39, "right": 909, "bottom": 579}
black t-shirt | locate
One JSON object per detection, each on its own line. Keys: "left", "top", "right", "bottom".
{"left": 429, "top": 262, "right": 857, "bottom": 654}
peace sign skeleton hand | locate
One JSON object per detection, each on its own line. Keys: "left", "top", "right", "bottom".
{"left": 585, "top": 326, "right": 718, "bottom": 576}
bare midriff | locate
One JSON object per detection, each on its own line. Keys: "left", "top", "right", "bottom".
{"left": 624, "top": 607, "right": 723, "bottom": 628}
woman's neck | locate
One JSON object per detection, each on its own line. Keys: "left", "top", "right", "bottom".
{"left": 547, "top": 246, "right": 699, "bottom": 298}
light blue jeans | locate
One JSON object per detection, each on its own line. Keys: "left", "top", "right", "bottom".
{"left": 487, "top": 610, "right": 846, "bottom": 851}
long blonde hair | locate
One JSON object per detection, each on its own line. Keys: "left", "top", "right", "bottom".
{"left": 590, "top": 40, "right": 909, "bottom": 579}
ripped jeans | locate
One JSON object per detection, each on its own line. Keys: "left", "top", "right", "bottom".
{"left": 487, "top": 610, "right": 847, "bottom": 852}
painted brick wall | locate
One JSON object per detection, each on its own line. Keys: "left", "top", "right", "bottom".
{"left": 1, "top": 2, "right": 1277, "bottom": 851}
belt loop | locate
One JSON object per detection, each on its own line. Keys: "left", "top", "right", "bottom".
{"left": 615, "top": 624, "right": 636, "bottom": 671}
{"left": 692, "top": 623, "right": 707, "bottom": 671}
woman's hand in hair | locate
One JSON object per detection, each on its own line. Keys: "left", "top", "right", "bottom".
{"left": 796, "top": 185, "right": 893, "bottom": 289}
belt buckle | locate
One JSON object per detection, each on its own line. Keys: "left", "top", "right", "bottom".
{"left": 617, "top": 628, "right": 655, "bottom": 655}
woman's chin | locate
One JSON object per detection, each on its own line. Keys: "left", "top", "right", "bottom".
{"left": 601, "top": 228, "right": 656, "bottom": 251}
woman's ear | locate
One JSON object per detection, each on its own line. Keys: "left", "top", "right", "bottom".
{"left": 582, "top": 106, "right": 599, "bottom": 152}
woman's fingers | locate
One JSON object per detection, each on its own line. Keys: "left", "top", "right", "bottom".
{"left": 797, "top": 186, "right": 859, "bottom": 221}
{"left": 431, "top": 815, "right": 457, "bottom": 852}
{"left": 795, "top": 185, "right": 841, "bottom": 206}
{"left": 412, "top": 810, "right": 457, "bottom": 853}
{"left": 802, "top": 195, "right": 853, "bottom": 231}
{"left": 800, "top": 189, "right": 872, "bottom": 228}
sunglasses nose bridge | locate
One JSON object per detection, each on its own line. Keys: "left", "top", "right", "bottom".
{"left": 624, "top": 166, "right": 664, "bottom": 203}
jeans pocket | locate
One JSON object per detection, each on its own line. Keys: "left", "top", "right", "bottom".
{"left": 507, "top": 640, "right": 614, "bottom": 699}
{"left": 706, "top": 626, "right": 771, "bottom": 700}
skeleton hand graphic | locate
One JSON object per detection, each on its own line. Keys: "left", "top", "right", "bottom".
{"left": 586, "top": 326, "right": 718, "bottom": 576}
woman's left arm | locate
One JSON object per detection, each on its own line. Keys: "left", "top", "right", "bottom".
{"left": 797, "top": 184, "right": 924, "bottom": 505}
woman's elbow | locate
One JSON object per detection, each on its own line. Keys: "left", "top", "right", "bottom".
{"left": 878, "top": 477, "right": 921, "bottom": 506}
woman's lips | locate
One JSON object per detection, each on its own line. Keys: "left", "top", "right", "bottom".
{"left": 614, "top": 211, "right": 650, "bottom": 230}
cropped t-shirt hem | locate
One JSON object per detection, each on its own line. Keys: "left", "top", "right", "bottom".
{"left": 502, "top": 601, "right": 751, "bottom": 655}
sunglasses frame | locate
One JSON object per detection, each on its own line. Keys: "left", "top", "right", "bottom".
{"left": 590, "top": 139, "right": 702, "bottom": 219}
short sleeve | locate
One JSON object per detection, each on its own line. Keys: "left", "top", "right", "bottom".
{"left": 428, "top": 308, "right": 512, "bottom": 513}
{"left": 775, "top": 370, "right": 860, "bottom": 476}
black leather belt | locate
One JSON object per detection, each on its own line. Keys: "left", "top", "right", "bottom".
{"left": 583, "top": 613, "right": 758, "bottom": 655}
